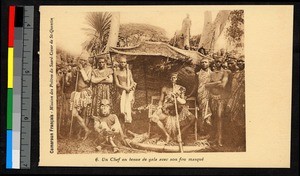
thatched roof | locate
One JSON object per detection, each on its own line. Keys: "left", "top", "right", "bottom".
{"left": 107, "top": 41, "right": 211, "bottom": 102}
{"left": 109, "top": 41, "right": 207, "bottom": 64}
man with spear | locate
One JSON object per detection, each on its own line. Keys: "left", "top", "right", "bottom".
{"left": 69, "top": 56, "right": 93, "bottom": 140}
{"left": 150, "top": 72, "right": 196, "bottom": 150}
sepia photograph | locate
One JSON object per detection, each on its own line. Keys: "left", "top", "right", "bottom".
{"left": 54, "top": 9, "right": 245, "bottom": 154}
{"left": 39, "top": 5, "right": 292, "bottom": 167}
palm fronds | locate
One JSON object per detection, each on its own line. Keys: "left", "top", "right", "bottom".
{"left": 82, "top": 12, "right": 112, "bottom": 54}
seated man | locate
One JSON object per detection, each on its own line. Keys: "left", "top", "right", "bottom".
{"left": 150, "top": 72, "right": 196, "bottom": 143}
{"left": 93, "top": 99, "right": 126, "bottom": 153}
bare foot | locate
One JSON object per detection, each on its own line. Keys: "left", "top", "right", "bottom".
{"left": 218, "top": 140, "right": 223, "bottom": 147}
{"left": 82, "top": 130, "right": 91, "bottom": 141}
{"left": 166, "top": 135, "right": 171, "bottom": 143}
{"left": 176, "top": 137, "right": 185, "bottom": 146}
{"left": 95, "top": 146, "right": 102, "bottom": 151}
{"left": 113, "top": 147, "right": 119, "bottom": 153}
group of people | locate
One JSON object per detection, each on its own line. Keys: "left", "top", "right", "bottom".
{"left": 195, "top": 54, "right": 245, "bottom": 147}
{"left": 56, "top": 51, "right": 245, "bottom": 152}
{"left": 57, "top": 55, "right": 139, "bottom": 152}
{"left": 148, "top": 53, "right": 245, "bottom": 148}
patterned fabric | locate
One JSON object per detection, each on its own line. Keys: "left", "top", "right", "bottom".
{"left": 197, "top": 69, "right": 212, "bottom": 123}
{"left": 161, "top": 84, "right": 186, "bottom": 116}
{"left": 156, "top": 84, "right": 194, "bottom": 137}
{"left": 164, "top": 106, "right": 195, "bottom": 137}
{"left": 165, "top": 115, "right": 177, "bottom": 137}
{"left": 227, "top": 70, "right": 245, "bottom": 126}
{"left": 164, "top": 84, "right": 186, "bottom": 104}
{"left": 178, "top": 105, "right": 195, "bottom": 126}
{"left": 70, "top": 88, "right": 93, "bottom": 110}
{"left": 92, "top": 84, "right": 114, "bottom": 115}
{"left": 110, "top": 41, "right": 204, "bottom": 63}
{"left": 92, "top": 68, "right": 113, "bottom": 79}
{"left": 91, "top": 68, "right": 116, "bottom": 115}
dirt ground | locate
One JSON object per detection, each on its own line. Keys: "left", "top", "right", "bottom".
{"left": 57, "top": 110, "right": 245, "bottom": 154}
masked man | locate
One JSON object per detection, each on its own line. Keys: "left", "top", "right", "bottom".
{"left": 93, "top": 99, "right": 126, "bottom": 153}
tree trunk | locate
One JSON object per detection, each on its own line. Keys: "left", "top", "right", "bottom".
{"left": 104, "top": 12, "right": 120, "bottom": 53}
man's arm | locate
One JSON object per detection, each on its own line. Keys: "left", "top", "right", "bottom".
{"left": 112, "top": 114, "right": 125, "bottom": 137}
{"left": 129, "top": 70, "right": 137, "bottom": 90}
{"left": 102, "top": 74, "right": 113, "bottom": 84}
{"left": 158, "top": 87, "right": 166, "bottom": 107}
{"left": 94, "top": 120, "right": 102, "bottom": 133}
{"left": 91, "top": 70, "right": 107, "bottom": 84}
{"left": 80, "top": 67, "right": 92, "bottom": 83}
{"left": 176, "top": 96, "right": 186, "bottom": 105}
{"left": 208, "top": 71, "right": 229, "bottom": 89}
{"left": 91, "top": 71, "right": 113, "bottom": 84}
{"left": 219, "top": 70, "right": 229, "bottom": 88}
{"left": 205, "top": 81, "right": 222, "bottom": 88}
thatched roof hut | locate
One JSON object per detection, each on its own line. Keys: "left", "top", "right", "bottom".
{"left": 110, "top": 41, "right": 205, "bottom": 64}
{"left": 108, "top": 41, "right": 209, "bottom": 107}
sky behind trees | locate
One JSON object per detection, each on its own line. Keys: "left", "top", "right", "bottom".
{"left": 54, "top": 7, "right": 218, "bottom": 55}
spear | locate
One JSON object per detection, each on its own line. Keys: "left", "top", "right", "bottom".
{"left": 58, "top": 72, "right": 65, "bottom": 138}
{"left": 69, "top": 69, "right": 79, "bottom": 137}
{"left": 173, "top": 83, "right": 184, "bottom": 153}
